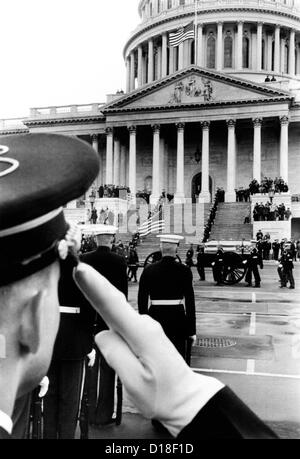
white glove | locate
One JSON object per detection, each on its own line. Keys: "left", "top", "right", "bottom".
{"left": 39, "top": 376, "right": 49, "bottom": 398}
{"left": 211, "top": 262, "right": 215, "bottom": 267}
{"left": 243, "top": 260, "right": 248, "bottom": 265}
{"left": 74, "top": 263, "right": 224, "bottom": 437}
{"left": 189, "top": 335, "right": 197, "bottom": 346}
{"left": 87, "top": 349, "right": 96, "bottom": 367}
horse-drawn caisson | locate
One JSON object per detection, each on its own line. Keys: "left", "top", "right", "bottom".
{"left": 144, "top": 240, "right": 257, "bottom": 286}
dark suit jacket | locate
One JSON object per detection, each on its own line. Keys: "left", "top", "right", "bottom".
{"left": 81, "top": 246, "right": 128, "bottom": 333}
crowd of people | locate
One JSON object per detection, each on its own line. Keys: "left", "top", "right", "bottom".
{"left": 249, "top": 177, "right": 289, "bottom": 195}
{"left": 255, "top": 230, "right": 300, "bottom": 262}
{"left": 202, "top": 189, "right": 224, "bottom": 243}
{"left": 97, "top": 185, "right": 131, "bottom": 199}
{"left": 253, "top": 202, "right": 292, "bottom": 221}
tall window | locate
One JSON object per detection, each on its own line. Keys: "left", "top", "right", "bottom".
{"left": 168, "top": 0, "right": 172, "bottom": 8}
{"left": 174, "top": 47, "right": 179, "bottom": 71}
{"left": 179, "top": 0, "right": 185, "bottom": 5}
{"left": 285, "top": 42, "right": 289, "bottom": 73}
{"left": 224, "top": 32, "right": 233, "bottom": 68}
{"left": 272, "top": 40, "right": 275, "bottom": 71}
{"left": 243, "top": 36, "right": 250, "bottom": 68}
{"left": 207, "top": 33, "right": 216, "bottom": 69}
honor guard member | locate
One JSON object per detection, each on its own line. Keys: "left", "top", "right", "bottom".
{"left": 272, "top": 239, "right": 280, "bottom": 261}
{"left": 43, "top": 255, "right": 96, "bottom": 439}
{"left": 212, "top": 246, "right": 225, "bottom": 286}
{"left": 0, "top": 134, "right": 99, "bottom": 438}
{"left": 196, "top": 245, "right": 206, "bottom": 281}
{"left": 81, "top": 225, "right": 128, "bottom": 426}
{"left": 138, "top": 235, "right": 196, "bottom": 360}
{"left": 279, "top": 246, "right": 295, "bottom": 289}
{"left": 245, "top": 246, "right": 263, "bottom": 288}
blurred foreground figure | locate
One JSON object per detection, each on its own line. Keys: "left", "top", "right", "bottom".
{"left": 0, "top": 134, "right": 99, "bottom": 438}
{"left": 74, "top": 263, "right": 278, "bottom": 439}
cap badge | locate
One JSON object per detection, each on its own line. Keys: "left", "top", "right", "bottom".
{"left": 0, "top": 145, "right": 20, "bottom": 178}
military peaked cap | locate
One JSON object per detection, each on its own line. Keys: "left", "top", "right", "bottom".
{"left": 0, "top": 134, "right": 99, "bottom": 286}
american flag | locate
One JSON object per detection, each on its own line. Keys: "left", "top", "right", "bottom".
{"left": 169, "top": 22, "right": 195, "bottom": 47}
{"left": 138, "top": 218, "right": 165, "bottom": 237}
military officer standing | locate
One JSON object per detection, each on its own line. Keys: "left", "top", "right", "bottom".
{"left": 245, "top": 247, "right": 263, "bottom": 288}
{"left": 279, "top": 247, "right": 295, "bottom": 289}
{"left": 212, "top": 246, "right": 225, "bottom": 286}
{"left": 196, "top": 245, "right": 206, "bottom": 281}
{"left": 272, "top": 239, "right": 280, "bottom": 261}
{"left": 81, "top": 225, "right": 128, "bottom": 426}
{"left": 138, "top": 235, "right": 196, "bottom": 360}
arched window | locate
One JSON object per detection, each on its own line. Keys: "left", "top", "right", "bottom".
{"left": 207, "top": 33, "right": 216, "bottom": 69}
{"left": 224, "top": 32, "right": 233, "bottom": 68}
{"left": 243, "top": 36, "right": 250, "bottom": 68}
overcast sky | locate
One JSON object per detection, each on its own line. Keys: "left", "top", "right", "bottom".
{"left": 0, "top": 0, "right": 140, "bottom": 119}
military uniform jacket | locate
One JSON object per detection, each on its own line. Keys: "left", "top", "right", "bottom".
{"left": 248, "top": 252, "right": 263, "bottom": 270}
{"left": 281, "top": 253, "right": 294, "bottom": 270}
{"left": 138, "top": 257, "right": 196, "bottom": 337}
{"left": 53, "top": 258, "right": 95, "bottom": 361}
{"left": 0, "top": 427, "right": 10, "bottom": 439}
{"left": 81, "top": 246, "right": 128, "bottom": 334}
{"left": 178, "top": 387, "right": 277, "bottom": 439}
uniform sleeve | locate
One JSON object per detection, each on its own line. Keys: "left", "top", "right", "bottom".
{"left": 184, "top": 268, "right": 196, "bottom": 337}
{"left": 115, "top": 258, "right": 128, "bottom": 300}
{"left": 178, "top": 387, "right": 278, "bottom": 440}
{"left": 138, "top": 268, "right": 150, "bottom": 315}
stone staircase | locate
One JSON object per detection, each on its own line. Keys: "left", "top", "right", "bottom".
{"left": 130, "top": 203, "right": 211, "bottom": 264}
{"left": 209, "top": 203, "right": 253, "bottom": 241}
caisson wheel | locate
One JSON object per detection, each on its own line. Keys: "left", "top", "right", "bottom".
{"left": 222, "top": 252, "right": 247, "bottom": 285}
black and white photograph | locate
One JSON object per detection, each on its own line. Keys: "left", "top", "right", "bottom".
{"left": 1, "top": 0, "right": 300, "bottom": 446}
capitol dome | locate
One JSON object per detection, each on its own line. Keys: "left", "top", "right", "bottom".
{"left": 124, "top": 0, "right": 300, "bottom": 93}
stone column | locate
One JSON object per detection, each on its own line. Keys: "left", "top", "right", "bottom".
{"left": 226, "top": 120, "right": 237, "bottom": 202}
{"left": 162, "top": 33, "right": 168, "bottom": 78}
{"left": 120, "top": 145, "right": 127, "bottom": 186}
{"left": 157, "top": 46, "right": 162, "bottom": 80}
{"left": 92, "top": 134, "right": 100, "bottom": 187}
{"left": 106, "top": 127, "right": 114, "bottom": 185}
{"left": 280, "top": 116, "right": 289, "bottom": 183}
{"left": 174, "top": 123, "right": 185, "bottom": 203}
{"left": 178, "top": 42, "right": 184, "bottom": 70}
{"left": 237, "top": 22, "right": 243, "bottom": 70}
{"left": 274, "top": 26, "right": 281, "bottom": 73}
{"left": 253, "top": 118, "right": 262, "bottom": 182}
{"left": 150, "top": 124, "right": 161, "bottom": 205}
{"left": 138, "top": 46, "right": 143, "bottom": 87}
{"left": 256, "top": 22, "right": 263, "bottom": 71}
{"left": 126, "top": 57, "right": 131, "bottom": 93}
{"left": 128, "top": 126, "right": 137, "bottom": 202}
{"left": 281, "top": 38, "right": 286, "bottom": 73}
{"left": 200, "top": 121, "right": 211, "bottom": 203}
{"left": 289, "top": 29, "right": 296, "bottom": 76}
{"left": 130, "top": 52, "right": 135, "bottom": 91}
{"left": 217, "top": 22, "right": 223, "bottom": 71}
{"left": 113, "top": 139, "right": 121, "bottom": 186}
{"left": 148, "top": 39, "right": 154, "bottom": 83}
{"left": 197, "top": 23, "right": 203, "bottom": 66}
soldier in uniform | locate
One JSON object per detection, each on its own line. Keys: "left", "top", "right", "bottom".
{"left": 212, "top": 246, "right": 225, "bottom": 286}
{"left": 0, "top": 133, "right": 99, "bottom": 438}
{"left": 245, "top": 247, "right": 263, "bottom": 288}
{"left": 43, "top": 256, "right": 96, "bottom": 439}
{"left": 279, "top": 247, "right": 295, "bottom": 289}
{"left": 196, "top": 245, "right": 206, "bottom": 281}
{"left": 81, "top": 225, "right": 128, "bottom": 426}
{"left": 272, "top": 239, "right": 280, "bottom": 261}
{"left": 185, "top": 244, "right": 194, "bottom": 269}
{"left": 138, "top": 235, "right": 196, "bottom": 360}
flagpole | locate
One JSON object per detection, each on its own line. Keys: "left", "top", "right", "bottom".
{"left": 194, "top": 0, "right": 198, "bottom": 66}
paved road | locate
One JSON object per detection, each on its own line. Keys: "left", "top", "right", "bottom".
{"left": 89, "top": 261, "right": 300, "bottom": 440}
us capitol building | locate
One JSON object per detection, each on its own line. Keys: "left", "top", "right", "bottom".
{"left": 2, "top": 0, "right": 300, "bottom": 239}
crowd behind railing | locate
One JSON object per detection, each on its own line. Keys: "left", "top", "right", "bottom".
{"left": 253, "top": 202, "right": 292, "bottom": 222}
{"left": 236, "top": 177, "right": 289, "bottom": 202}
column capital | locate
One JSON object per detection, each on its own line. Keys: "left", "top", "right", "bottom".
{"left": 226, "top": 119, "right": 236, "bottom": 128}
{"left": 151, "top": 124, "right": 161, "bottom": 133}
{"left": 253, "top": 118, "right": 263, "bottom": 128}
{"left": 201, "top": 121, "right": 211, "bottom": 130}
{"left": 237, "top": 21, "right": 244, "bottom": 27}
{"left": 128, "top": 125, "right": 137, "bottom": 134}
{"left": 105, "top": 127, "right": 113, "bottom": 136}
{"left": 257, "top": 22, "right": 263, "bottom": 28}
{"left": 176, "top": 122, "right": 185, "bottom": 131}
{"left": 280, "top": 115, "right": 289, "bottom": 126}
{"left": 91, "top": 134, "right": 99, "bottom": 142}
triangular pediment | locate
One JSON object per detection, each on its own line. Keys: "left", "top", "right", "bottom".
{"left": 103, "top": 66, "right": 292, "bottom": 113}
